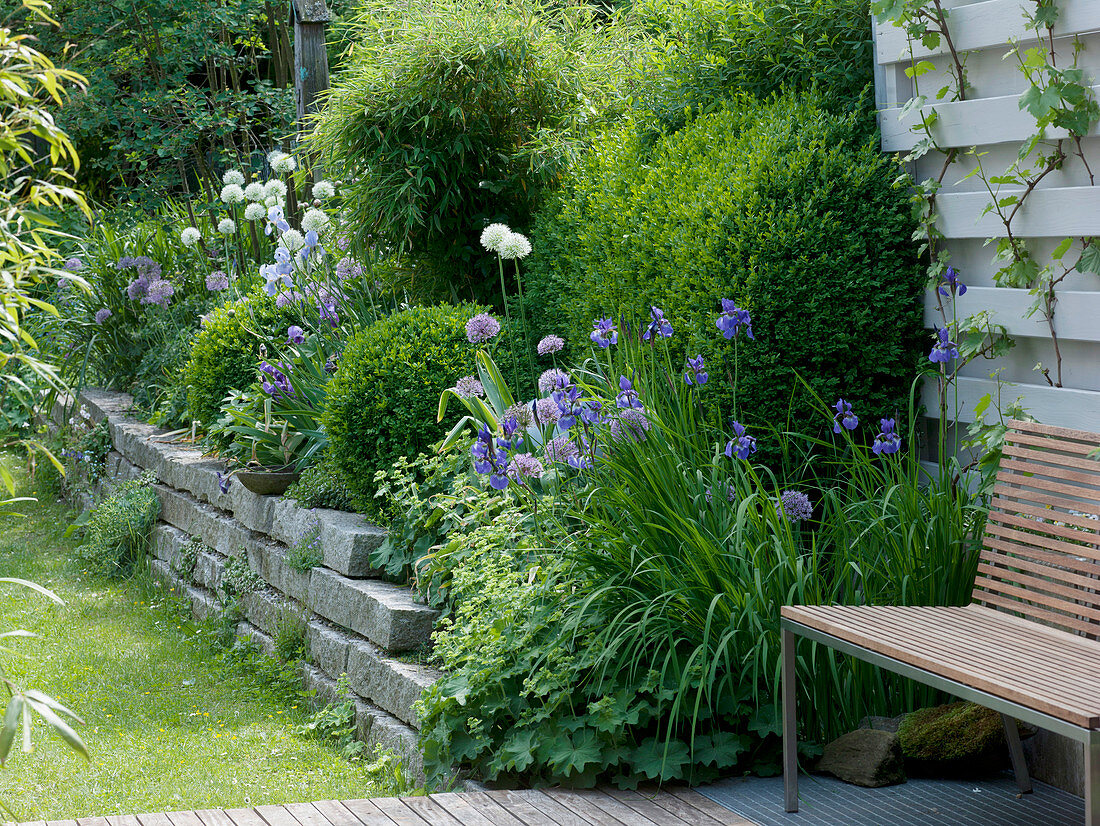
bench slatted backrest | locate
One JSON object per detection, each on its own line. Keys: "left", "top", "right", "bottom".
{"left": 973, "top": 419, "right": 1100, "bottom": 636}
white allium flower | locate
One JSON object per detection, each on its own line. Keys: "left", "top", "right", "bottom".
{"left": 498, "top": 231, "right": 532, "bottom": 260}
{"left": 281, "top": 229, "right": 305, "bottom": 251}
{"left": 480, "top": 222, "right": 511, "bottom": 252}
{"left": 220, "top": 183, "right": 245, "bottom": 204}
{"left": 268, "top": 151, "right": 297, "bottom": 174}
{"left": 244, "top": 202, "right": 266, "bottom": 222}
{"left": 181, "top": 227, "right": 202, "bottom": 247}
{"left": 218, "top": 218, "right": 237, "bottom": 235}
{"left": 265, "top": 179, "right": 288, "bottom": 199}
{"left": 312, "top": 180, "right": 336, "bottom": 200}
{"left": 222, "top": 169, "right": 246, "bottom": 187}
{"left": 264, "top": 195, "right": 279, "bottom": 208}
{"left": 301, "top": 208, "right": 330, "bottom": 234}
{"left": 244, "top": 182, "right": 266, "bottom": 201}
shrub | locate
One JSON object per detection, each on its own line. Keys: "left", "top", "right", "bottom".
{"left": 522, "top": 94, "right": 923, "bottom": 451}
{"left": 323, "top": 304, "right": 481, "bottom": 502}
{"left": 79, "top": 474, "right": 161, "bottom": 577}
{"left": 286, "top": 456, "right": 359, "bottom": 513}
{"left": 632, "top": 0, "right": 873, "bottom": 132}
{"left": 183, "top": 290, "right": 306, "bottom": 426}
{"left": 310, "top": 0, "right": 637, "bottom": 299}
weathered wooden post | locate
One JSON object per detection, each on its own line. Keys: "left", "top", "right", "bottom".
{"left": 292, "top": 0, "right": 330, "bottom": 183}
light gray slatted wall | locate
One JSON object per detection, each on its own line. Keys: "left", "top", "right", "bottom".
{"left": 874, "top": 0, "right": 1100, "bottom": 430}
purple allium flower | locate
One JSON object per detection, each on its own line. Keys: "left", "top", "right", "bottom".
{"left": 507, "top": 453, "right": 544, "bottom": 481}
{"left": 538, "top": 368, "right": 571, "bottom": 396}
{"left": 126, "top": 275, "right": 149, "bottom": 302}
{"left": 616, "top": 375, "right": 642, "bottom": 410}
{"left": 832, "top": 399, "right": 858, "bottom": 434}
{"left": 938, "top": 266, "right": 966, "bottom": 297}
{"left": 206, "top": 270, "right": 230, "bottom": 291}
{"left": 453, "top": 375, "right": 485, "bottom": 399}
{"left": 716, "top": 299, "right": 754, "bottom": 340}
{"left": 590, "top": 317, "right": 618, "bottom": 348}
{"left": 94, "top": 307, "right": 112, "bottom": 325}
{"left": 777, "top": 490, "right": 813, "bottom": 523}
{"left": 685, "top": 354, "right": 708, "bottom": 386}
{"left": 544, "top": 435, "right": 579, "bottom": 465}
{"left": 335, "top": 256, "right": 363, "bottom": 282}
{"left": 725, "top": 421, "right": 757, "bottom": 460}
{"left": 142, "top": 279, "right": 175, "bottom": 307}
{"left": 609, "top": 408, "right": 651, "bottom": 443}
{"left": 504, "top": 402, "right": 534, "bottom": 428}
{"left": 873, "top": 418, "right": 902, "bottom": 456}
{"left": 276, "top": 290, "right": 306, "bottom": 309}
{"left": 537, "top": 334, "right": 565, "bottom": 355}
{"left": 466, "top": 313, "right": 501, "bottom": 344}
{"left": 63, "top": 257, "right": 82, "bottom": 271}
{"left": 929, "top": 327, "right": 960, "bottom": 364}
{"left": 535, "top": 396, "right": 561, "bottom": 425}
{"left": 287, "top": 325, "right": 305, "bottom": 344}
{"left": 642, "top": 306, "right": 673, "bottom": 341}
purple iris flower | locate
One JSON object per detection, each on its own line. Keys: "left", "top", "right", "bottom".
{"left": 259, "top": 361, "right": 294, "bottom": 399}
{"left": 470, "top": 427, "right": 511, "bottom": 489}
{"left": 554, "top": 385, "right": 583, "bottom": 430}
{"left": 580, "top": 399, "right": 604, "bottom": 427}
{"left": 929, "top": 328, "right": 960, "bottom": 364}
{"left": 642, "top": 306, "right": 673, "bottom": 341}
{"left": 873, "top": 418, "right": 902, "bottom": 456}
{"left": 616, "top": 375, "right": 642, "bottom": 410}
{"left": 274, "top": 247, "right": 294, "bottom": 276}
{"left": 832, "top": 399, "right": 858, "bottom": 434}
{"left": 716, "top": 299, "right": 754, "bottom": 340}
{"left": 498, "top": 416, "right": 524, "bottom": 452}
{"left": 216, "top": 472, "right": 231, "bottom": 494}
{"left": 684, "top": 354, "right": 707, "bottom": 386}
{"left": 725, "top": 421, "right": 757, "bottom": 460}
{"left": 266, "top": 206, "right": 290, "bottom": 236}
{"left": 300, "top": 230, "right": 324, "bottom": 262}
{"left": 590, "top": 317, "right": 618, "bottom": 348}
{"left": 287, "top": 325, "right": 305, "bottom": 344}
{"left": 938, "top": 266, "right": 966, "bottom": 297}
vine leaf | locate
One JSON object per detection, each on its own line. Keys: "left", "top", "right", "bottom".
{"left": 1077, "top": 242, "right": 1100, "bottom": 275}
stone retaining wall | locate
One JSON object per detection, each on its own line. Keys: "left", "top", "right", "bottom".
{"left": 66, "top": 390, "right": 441, "bottom": 780}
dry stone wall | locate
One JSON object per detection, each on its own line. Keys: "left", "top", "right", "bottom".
{"left": 69, "top": 389, "right": 441, "bottom": 780}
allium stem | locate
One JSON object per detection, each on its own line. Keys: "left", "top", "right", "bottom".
{"left": 514, "top": 259, "right": 536, "bottom": 385}
{"left": 497, "top": 255, "right": 521, "bottom": 393}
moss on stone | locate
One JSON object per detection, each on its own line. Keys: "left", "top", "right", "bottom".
{"left": 898, "top": 702, "right": 1005, "bottom": 762}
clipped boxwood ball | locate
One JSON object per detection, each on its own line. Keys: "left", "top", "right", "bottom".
{"left": 183, "top": 289, "right": 306, "bottom": 425}
{"left": 322, "top": 303, "right": 482, "bottom": 502}
{"left": 521, "top": 92, "right": 923, "bottom": 454}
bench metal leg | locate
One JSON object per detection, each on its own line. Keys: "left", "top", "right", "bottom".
{"left": 782, "top": 627, "right": 798, "bottom": 813}
{"left": 1000, "top": 714, "right": 1032, "bottom": 794}
{"left": 1088, "top": 737, "right": 1100, "bottom": 826}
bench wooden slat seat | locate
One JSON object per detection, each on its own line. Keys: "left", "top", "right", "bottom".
{"left": 781, "top": 420, "right": 1100, "bottom": 826}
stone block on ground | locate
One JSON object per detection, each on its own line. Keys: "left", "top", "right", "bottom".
{"left": 898, "top": 701, "right": 1030, "bottom": 776}
{"left": 308, "top": 567, "right": 437, "bottom": 652}
{"left": 194, "top": 549, "right": 226, "bottom": 591}
{"left": 315, "top": 509, "right": 387, "bottom": 578}
{"left": 346, "top": 639, "right": 440, "bottom": 729}
{"left": 243, "top": 590, "right": 295, "bottom": 637}
{"left": 308, "top": 619, "right": 354, "bottom": 680}
{"left": 817, "top": 728, "right": 906, "bottom": 787}
{"left": 236, "top": 622, "right": 275, "bottom": 656}
{"left": 356, "top": 701, "right": 424, "bottom": 783}
{"left": 302, "top": 663, "right": 341, "bottom": 709}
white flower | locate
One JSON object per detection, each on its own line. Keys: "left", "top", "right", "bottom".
{"left": 220, "top": 183, "right": 245, "bottom": 204}
{"left": 480, "top": 222, "right": 511, "bottom": 252}
{"left": 244, "top": 202, "right": 266, "bottom": 222}
{"left": 301, "top": 208, "right": 330, "bottom": 234}
{"left": 281, "top": 229, "right": 305, "bottom": 251}
{"left": 498, "top": 231, "right": 532, "bottom": 260}
{"left": 244, "top": 182, "right": 266, "bottom": 201}
{"left": 265, "top": 179, "right": 287, "bottom": 199}
{"left": 264, "top": 195, "right": 279, "bottom": 207}
{"left": 218, "top": 218, "right": 237, "bottom": 235}
{"left": 268, "top": 151, "right": 297, "bottom": 174}
{"left": 312, "top": 180, "right": 336, "bottom": 200}
{"left": 181, "top": 227, "right": 202, "bottom": 247}
{"left": 222, "top": 169, "right": 245, "bottom": 187}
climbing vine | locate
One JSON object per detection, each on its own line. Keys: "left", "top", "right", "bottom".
{"left": 874, "top": 0, "right": 1100, "bottom": 402}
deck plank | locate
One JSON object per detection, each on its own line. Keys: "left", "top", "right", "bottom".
{"left": 364, "top": 798, "right": 423, "bottom": 826}
{"left": 596, "top": 791, "right": 692, "bottom": 826}
{"left": 667, "top": 788, "right": 755, "bottom": 825}
{"left": 254, "top": 806, "right": 304, "bottom": 826}
{"left": 137, "top": 813, "right": 175, "bottom": 826}
{"left": 75, "top": 819, "right": 110, "bottom": 826}
{"left": 193, "top": 812, "right": 236, "bottom": 826}
{"left": 541, "top": 791, "right": 625, "bottom": 826}
{"left": 457, "top": 793, "right": 530, "bottom": 826}
{"left": 339, "top": 800, "right": 400, "bottom": 826}
{"left": 223, "top": 810, "right": 269, "bottom": 826}
{"left": 45, "top": 821, "right": 78, "bottom": 826}
{"left": 484, "top": 791, "right": 568, "bottom": 826}
{"left": 426, "top": 794, "right": 497, "bottom": 826}
{"left": 309, "top": 801, "right": 370, "bottom": 826}
{"left": 281, "top": 803, "right": 334, "bottom": 826}
{"left": 634, "top": 788, "right": 734, "bottom": 826}
{"left": 395, "top": 799, "right": 462, "bottom": 826}
{"left": 106, "top": 816, "right": 142, "bottom": 826}
{"left": 507, "top": 791, "right": 595, "bottom": 826}
{"left": 166, "top": 811, "right": 207, "bottom": 826}
{"left": 571, "top": 791, "right": 663, "bottom": 826}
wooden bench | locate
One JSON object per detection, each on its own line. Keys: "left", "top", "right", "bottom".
{"left": 781, "top": 419, "right": 1100, "bottom": 824}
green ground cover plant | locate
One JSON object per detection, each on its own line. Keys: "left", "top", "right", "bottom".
{"left": 0, "top": 469, "right": 395, "bottom": 819}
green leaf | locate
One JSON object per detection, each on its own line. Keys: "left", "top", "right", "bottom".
{"left": 548, "top": 729, "right": 604, "bottom": 776}
{"left": 1077, "top": 242, "right": 1100, "bottom": 275}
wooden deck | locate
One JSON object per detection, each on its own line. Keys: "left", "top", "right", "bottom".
{"left": 22, "top": 788, "right": 753, "bottom": 826}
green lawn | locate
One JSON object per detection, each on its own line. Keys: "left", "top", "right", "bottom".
{"left": 0, "top": 472, "right": 387, "bottom": 820}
